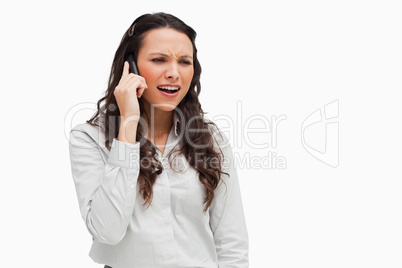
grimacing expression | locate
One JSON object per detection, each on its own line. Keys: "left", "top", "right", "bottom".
{"left": 137, "top": 28, "right": 194, "bottom": 112}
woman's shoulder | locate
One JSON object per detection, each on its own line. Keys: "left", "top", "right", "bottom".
{"left": 69, "top": 120, "right": 107, "bottom": 150}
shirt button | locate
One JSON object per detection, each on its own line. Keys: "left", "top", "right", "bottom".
{"left": 129, "top": 184, "right": 135, "bottom": 190}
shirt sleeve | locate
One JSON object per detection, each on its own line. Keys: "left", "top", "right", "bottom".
{"left": 209, "top": 135, "right": 249, "bottom": 268}
{"left": 68, "top": 126, "right": 140, "bottom": 245}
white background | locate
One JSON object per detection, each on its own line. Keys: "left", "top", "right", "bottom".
{"left": 1, "top": 0, "right": 401, "bottom": 267}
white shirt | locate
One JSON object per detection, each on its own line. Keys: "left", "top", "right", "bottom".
{"left": 68, "top": 113, "right": 249, "bottom": 268}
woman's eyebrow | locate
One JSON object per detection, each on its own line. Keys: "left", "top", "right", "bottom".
{"left": 180, "top": 55, "right": 193, "bottom": 59}
{"left": 149, "top": 52, "right": 193, "bottom": 59}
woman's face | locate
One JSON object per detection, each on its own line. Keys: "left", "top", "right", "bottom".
{"left": 137, "top": 28, "right": 194, "bottom": 112}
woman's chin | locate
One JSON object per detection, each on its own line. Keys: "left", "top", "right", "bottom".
{"left": 142, "top": 100, "right": 179, "bottom": 112}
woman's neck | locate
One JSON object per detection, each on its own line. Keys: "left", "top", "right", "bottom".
{"left": 142, "top": 104, "right": 173, "bottom": 140}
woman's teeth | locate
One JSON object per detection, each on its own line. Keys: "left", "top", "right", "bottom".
{"left": 158, "top": 86, "right": 179, "bottom": 91}
{"left": 157, "top": 86, "right": 179, "bottom": 93}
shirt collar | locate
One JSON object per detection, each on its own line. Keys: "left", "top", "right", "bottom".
{"left": 173, "top": 110, "right": 181, "bottom": 137}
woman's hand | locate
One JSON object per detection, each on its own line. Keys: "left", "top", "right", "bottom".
{"left": 114, "top": 61, "right": 147, "bottom": 119}
{"left": 115, "top": 61, "right": 147, "bottom": 144}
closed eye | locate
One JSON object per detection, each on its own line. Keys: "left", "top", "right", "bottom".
{"left": 179, "top": 60, "right": 192, "bottom": 65}
{"left": 151, "top": 57, "right": 192, "bottom": 65}
{"left": 151, "top": 58, "right": 165, "bottom": 63}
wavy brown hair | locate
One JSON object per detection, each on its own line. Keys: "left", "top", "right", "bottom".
{"left": 87, "top": 12, "right": 228, "bottom": 212}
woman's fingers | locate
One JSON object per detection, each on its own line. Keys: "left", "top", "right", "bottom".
{"left": 137, "top": 87, "right": 146, "bottom": 98}
{"left": 114, "top": 62, "right": 147, "bottom": 116}
{"left": 119, "top": 61, "right": 130, "bottom": 83}
{"left": 129, "top": 80, "right": 146, "bottom": 98}
{"left": 123, "top": 75, "right": 147, "bottom": 92}
{"left": 118, "top": 62, "right": 147, "bottom": 88}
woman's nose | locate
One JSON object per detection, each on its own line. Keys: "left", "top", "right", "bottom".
{"left": 164, "top": 63, "right": 179, "bottom": 80}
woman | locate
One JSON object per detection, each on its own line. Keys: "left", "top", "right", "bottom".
{"left": 69, "top": 12, "right": 248, "bottom": 268}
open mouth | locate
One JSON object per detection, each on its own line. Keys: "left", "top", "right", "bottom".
{"left": 157, "top": 86, "right": 180, "bottom": 94}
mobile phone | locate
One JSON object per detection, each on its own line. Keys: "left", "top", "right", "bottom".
{"left": 126, "top": 54, "right": 139, "bottom": 75}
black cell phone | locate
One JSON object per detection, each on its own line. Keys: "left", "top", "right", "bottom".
{"left": 126, "top": 54, "right": 139, "bottom": 75}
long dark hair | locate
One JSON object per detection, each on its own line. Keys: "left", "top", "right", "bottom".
{"left": 87, "top": 12, "right": 227, "bottom": 212}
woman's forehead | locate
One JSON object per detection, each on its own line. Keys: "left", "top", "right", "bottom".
{"left": 140, "top": 28, "right": 193, "bottom": 56}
